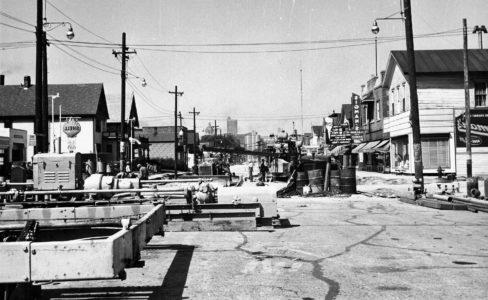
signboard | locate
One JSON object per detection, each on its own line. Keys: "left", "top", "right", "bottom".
{"left": 350, "top": 93, "right": 364, "bottom": 144}
{"left": 28, "top": 135, "right": 36, "bottom": 147}
{"left": 456, "top": 108, "right": 488, "bottom": 147}
{"left": 330, "top": 125, "right": 351, "bottom": 145}
{"left": 63, "top": 118, "right": 81, "bottom": 138}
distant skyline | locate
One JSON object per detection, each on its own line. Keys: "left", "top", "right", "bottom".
{"left": 1, "top": 0, "right": 487, "bottom": 135}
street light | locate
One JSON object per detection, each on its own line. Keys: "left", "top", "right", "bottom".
{"left": 43, "top": 20, "right": 75, "bottom": 40}
{"left": 472, "top": 25, "right": 487, "bottom": 49}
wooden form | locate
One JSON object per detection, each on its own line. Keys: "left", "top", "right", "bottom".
{"left": 0, "top": 204, "right": 164, "bottom": 284}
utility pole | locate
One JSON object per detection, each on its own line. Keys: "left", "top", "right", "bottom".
{"left": 112, "top": 32, "right": 136, "bottom": 171}
{"left": 41, "top": 31, "right": 49, "bottom": 153}
{"left": 35, "top": 0, "right": 44, "bottom": 154}
{"left": 463, "top": 19, "right": 472, "bottom": 178}
{"left": 169, "top": 86, "right": 183, "bottom": 179}
{"left": 189, "top": 107, "right": 200, "bottom": 172}
{"left": 178, "top": 111, "right": 186, "bottom": 166}
{"left": 213, "top": 120, "right": 220, "bottom": 147}
{"left": 300, "top": 68, "right": 304, "bottom": 140}
{"left": 403, "top": 0, "right": 424, "bottom": 193}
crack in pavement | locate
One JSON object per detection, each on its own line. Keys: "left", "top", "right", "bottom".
{"left": 235, "top": 232, "right": 340, "bottom": 300}
{"left": 327, "top": 225, "right": 387, "bottom": 259}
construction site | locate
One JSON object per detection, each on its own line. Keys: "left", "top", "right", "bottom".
{"left": 2, "top": 0, "right": 488, "bottom": 299}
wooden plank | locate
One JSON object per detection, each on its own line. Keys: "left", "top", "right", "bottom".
{"left": 166, "top": 218, "right": 256, "bottom": 232}
{"left": 0, "top": 242, "right": 31, "bottom": 283}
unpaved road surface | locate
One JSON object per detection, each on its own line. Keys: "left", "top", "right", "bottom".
{"left": 42, "top": 194, "right": 488, "bottom": 299}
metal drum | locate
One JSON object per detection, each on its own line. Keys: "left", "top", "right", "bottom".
{"left": 466, "top": 177, "right": 479, "bottom": 197}
{"left": 296, "top": 171, "right": 308, "bottom": 194}
{"left": 330, "top": 170, "right": 341, "bottom": 194}
{"left": 307, "top": 169, "right": 323, "bottom": 193}
{"left": 340, "top": 167, "right": 357, "bottom": 194}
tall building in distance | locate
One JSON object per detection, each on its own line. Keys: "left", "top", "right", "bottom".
{"left": 226, "top": 117, "right": 238, "bottom": 136}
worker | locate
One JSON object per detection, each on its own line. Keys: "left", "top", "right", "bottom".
{"left": 194, "top": 179, "right": 216, "bottom": 204}
{"left": 259, "top": 159, "right": 268, "bottom": 182}
{"left": 137, "top": 163, "right": 148, "bottom": 180}
{"left": 247, "top": 160, "right": 254, "bottom": 182}
{"left": 125, "top": 162, "right": 131, "bottom": 176}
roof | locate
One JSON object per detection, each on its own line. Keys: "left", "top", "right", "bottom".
{"left": 106, "top": 94, "right": 139, "bottom": 126}
{"left": 0, "top": 83, "right": 108, "bottom": 118}
{"left": 137, "top": 126, "right": 188, "bottom": 142}
{"left": 390, "top": 49, "right": 488, "bottom": 74}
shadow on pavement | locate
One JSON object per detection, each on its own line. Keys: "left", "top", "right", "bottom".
{"left": 42, "top": 244, "right": 195, "bottom": 300}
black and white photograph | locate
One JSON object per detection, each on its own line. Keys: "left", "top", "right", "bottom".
{"left": 0, "top": 0, "right": 488, "bottom": 299}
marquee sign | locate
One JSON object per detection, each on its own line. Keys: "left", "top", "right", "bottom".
{"left": 456, "top": 108, "right": 488, "bottom": 147}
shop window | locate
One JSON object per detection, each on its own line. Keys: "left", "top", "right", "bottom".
{"left": 475, "top": 82, "right": 487, "bottom": 107}
{"left": 421, "top": 138, "right": 450, "bottom": 169}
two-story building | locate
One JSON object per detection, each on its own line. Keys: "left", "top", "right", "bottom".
{"left": 352, "top": 72, "right": 390, "bottom": 172}
{"left": 0, "top": 76, "right": 109, "bottom": 160}
{"left": 382, "top": 49, "right": 488, "bottom": 176}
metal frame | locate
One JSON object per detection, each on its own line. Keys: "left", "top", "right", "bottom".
{"left": 0, "top": 204, "right": 164, "bottom": 284}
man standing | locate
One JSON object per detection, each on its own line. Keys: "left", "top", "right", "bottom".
{"left": 247, "top": 160, "right": 254, "bottom": 182}
{"left": 259, "top": 159, "right": 268, "bottom": 182}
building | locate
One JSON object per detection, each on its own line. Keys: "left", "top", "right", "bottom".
{"left": 226, "top": 117, "right": 238, "bottom": 135}
{"left": 0, "top": 128, "right": 27, "bottom": 177}
{"left": 352, "top": 72, "right": 391, "bottom": 172}
{"left": 136, "top": 126, "right": 189, "bottom": 162}
{"left": 0, "top": 77, "right": 109, "bottom": 160}
{"left": 104, "top": 94, "right": 148, "bottom": 163}
{"left": 382, "top": 49, "right": 488, "bottom": 176}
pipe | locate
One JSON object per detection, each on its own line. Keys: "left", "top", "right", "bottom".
{"left": 0, "top": 187, "right": 186, "bottom": 196}
{"left": 430, "top": 194, "right": 488, "bottom": 207}
{"left": 140, "top": 178, "right": 212, "bottom": 184}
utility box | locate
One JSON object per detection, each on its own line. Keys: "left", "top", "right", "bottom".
{"left": 33, "top": 153, "right": 83, "bottom": 190}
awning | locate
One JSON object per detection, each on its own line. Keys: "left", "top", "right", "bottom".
{"left": 330, "top": 145, "right": 348, "bottom": 156}
{"left": 373, "top": 140, "right": 390, "bottom": 153}
{"left": 351, "top": 142, "right": 367, "bottom": 154}
{"left": 353, "top": 141, "right": 381, "bottom": 153}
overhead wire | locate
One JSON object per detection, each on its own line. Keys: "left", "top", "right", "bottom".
{"left": 0, "top": 10, "right": 35, "bottom": 28}
{"left": 0, "top": 22, "right": 34, "bottom": 33}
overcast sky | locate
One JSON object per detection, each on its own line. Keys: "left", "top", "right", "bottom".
{"left": 1, "top": 0, "right": 487, "bottom": 135}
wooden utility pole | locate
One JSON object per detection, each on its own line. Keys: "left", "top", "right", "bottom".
{"left": 463, "top": 18, "right": 472, "bottom": 178}
{"left": 112, "top": 32, "right": 136, "bottom": 171}
{"left": 169, "top": 86, "right": 183, "bottom": 178}
{"left": 189, "top": 107, "right": 200, "bottom": 171}
{"left": 213, "top": 120, "right": 220, "bottom": 147}
{"left": 35, "top": 0, "right": 44, "bottom": 153}
{"left": 403, "top": 0, "right": 424, "bottom": 193}
{"left": 41, "top": 31, "right": 49, "bottom": 153}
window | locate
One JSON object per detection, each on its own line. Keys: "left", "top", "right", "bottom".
{"left": 106, "top": 144, "right": 113, "bottom": 153}
{"left": 475, "top": 82, "right": 487, "bottom": 107}
{"left": 96, "top": 118, "right": 102, "bottom": 132}
{"left": 402, "top": 98, "right": 406, "bottom": 112}
{"left": 392, "top": 103, "right": 395, "bottom": 116}
{"left": 421, "top": 137, "right": 450, "bottom": 169}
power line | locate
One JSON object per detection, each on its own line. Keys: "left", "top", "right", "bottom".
{"left": 0, "top": 10, "right": 35, "bottom": 27}
{"left": 127, "top": 79, "right": 173, "bottom": 115}
{"left": 46, "top": 0, "right": 113, "bottom": 43}
{"left": 51, "top": 43, "right": 120, "bottom": 75}
{"left": 0, "top": 22, "right": 34, "bottom": 33}
{"left": 135, "top": 54, "right": 167, "bottom": 91}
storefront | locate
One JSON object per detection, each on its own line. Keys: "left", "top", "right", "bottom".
{"left": 353, "top": 139, "right": 390, "bottom": 172}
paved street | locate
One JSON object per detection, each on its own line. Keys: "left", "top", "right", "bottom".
{"left": 42, "top": 191, "right": 488, "bottom": 299}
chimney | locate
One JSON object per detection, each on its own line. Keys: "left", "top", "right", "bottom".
{"left": 380, "top": 70, "right": 386, "bottom": 83}
{"left": 360, "top": 84, "right": 365, "bottom": 95}
{"left": 0, "top": 75, "right": 4, "bottom": 86}
{"left": 23, "top": 75, "right": 31, "bottom": 88}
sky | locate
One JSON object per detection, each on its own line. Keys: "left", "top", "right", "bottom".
{"left": 1, "top": 0, "right": 487, "bottom": 136}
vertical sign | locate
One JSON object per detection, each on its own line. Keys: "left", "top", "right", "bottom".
{"left": 350, "top": 93, "right": 363, "bottom": 144}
